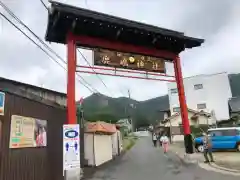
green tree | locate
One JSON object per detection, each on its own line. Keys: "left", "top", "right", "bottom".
{"left": 93, "top": 112, "right": 118, "bottom": 123}
{"left": 133, "top": 114, "right": 150, "bottom": 129}
{"left": 83, "top": 110, "right": 118, "bottom": 123}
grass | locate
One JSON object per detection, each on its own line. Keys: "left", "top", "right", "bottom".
{"left": 123, "top": 136, "right": 138, "bottom": 151}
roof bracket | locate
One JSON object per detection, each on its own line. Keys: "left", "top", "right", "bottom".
{"left": 71, "top": 20, "right": 77, "bottom": 32}
{"left": 116, "top": 30, "right": 121, "bottom": 39}
{"left": 52, "top": 12, "right": 60, "bottom": 29}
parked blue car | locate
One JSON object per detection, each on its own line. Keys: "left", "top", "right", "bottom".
{"left": 194, "top": 127, "right": 240, "bottom": 152}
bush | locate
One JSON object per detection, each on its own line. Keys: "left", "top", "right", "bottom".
{"left": 125, "top": 138, "right": 136, "bottom": 150}
{"left": 123, "top": 137, "right": 137, "bottom": 151}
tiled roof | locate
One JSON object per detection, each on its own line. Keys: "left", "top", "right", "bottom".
{"left": 45, "top": 1, "right": 204, "bottom": 57}
{"left": 85, "top": 121, "right": 117, "bottom": 134}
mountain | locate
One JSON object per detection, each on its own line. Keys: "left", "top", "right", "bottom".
{"left": 83, "top": 73, "right": 240, "bottom": 127}
{"left": 83, "top": 91, "right": 169, "bottom": 126}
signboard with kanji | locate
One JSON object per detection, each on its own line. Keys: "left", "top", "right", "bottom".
{"left": 93, "top": 49, "right": 165, "bottom": 73}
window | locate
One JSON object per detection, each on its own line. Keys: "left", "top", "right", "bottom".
{"left": 170, "top": 88, "right": 178, "bottom": 94}
{"left": 209, "top": 129, "right": 237, "bottom": 137}
{"left": 194, "top": 84, "right": 203, "bottom": 90}
{"left": 197, "top": 103, "right": 206, "bottom": 109}
{"left": 237, "top": 130, "right": 240, "bottom": 135}
{"left": 173, "top": 107, "right": 180, "bottom": 112}
{"left": 208, "top": 130, "right": 222, "bottom": 137}
{"left": 222, "top": 130, "right": 237, "bottom": 136}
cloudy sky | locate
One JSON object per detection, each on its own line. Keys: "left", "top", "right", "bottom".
{"left": 0, "top": 0, "right": 240, "bottom": 101}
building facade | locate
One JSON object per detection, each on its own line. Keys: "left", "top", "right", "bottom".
{"left": 162, "top": 109, "right": 212, "bottom": 142}
{"left": 168, "top": 72, "right": 232, "bottom": 121}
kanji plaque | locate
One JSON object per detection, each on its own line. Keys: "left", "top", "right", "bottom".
{"left": 93, "top": 49, "right": 165, "bottom": 73}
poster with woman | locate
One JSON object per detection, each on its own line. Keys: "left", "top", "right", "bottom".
{"left": 34, "top": 119, "right": 47, "bottom": 147}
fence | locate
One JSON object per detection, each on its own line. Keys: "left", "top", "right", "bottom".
{"left": 0, "top": 90, "right": 66, "bottom": 180}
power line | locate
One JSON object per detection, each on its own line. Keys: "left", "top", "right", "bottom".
{"left": 84, "top": 0, "right": 89, "bottom": 9}
{"left": 77, "top": 49, "right": 115, "bottom": 96}
{"left": 0, "top": 1, "right": 99, "bottom": 93}
{"left": 80, "top": 0, "right": 129, "bottom": 98}
{"left": 0, "top": 13, "right": 64, "bottom": 69}
{"left": 39, "top": 0, "right": 48, "bottom": 10}
{"left": 39, "top": 0, "right": 127, "bottom": 98}
{"left": 37, "top": 0, "right": 116, "bottom": 97}
{"left": 0, "top": 0, "right": 96, "bottom": 92}
{"left": 0, "top": 11, "right": 96, "bottom": 93}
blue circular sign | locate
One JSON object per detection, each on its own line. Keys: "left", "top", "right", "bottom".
{"left": 65, "top": 130, "right": 79, "bottom": 138}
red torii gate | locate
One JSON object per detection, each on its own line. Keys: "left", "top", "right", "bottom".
{"left": 45, "top": 1, "right": 204, "bottom": 154}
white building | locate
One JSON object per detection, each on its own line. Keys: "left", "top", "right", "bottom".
{"left": 168, "top": 72, "right": 232, "bottom": 121}
{"left": 116, "top": 118, "right": 132, "bottom": 132}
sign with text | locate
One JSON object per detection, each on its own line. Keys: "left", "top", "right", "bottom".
{"left": 0, "top": 92, "right": 5, "bottom": 116}
{"left": 9, "top": 115, "right": 47, "bottom": 148}
{"left": 63, "top": 124, "right": 80, "bottom": 175}
{"left": 93, "top": 49, "right": 165, "bottom": 73}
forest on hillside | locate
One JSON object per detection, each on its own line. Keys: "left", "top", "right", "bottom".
{"left": 82, "top": 73, "right": 240, "bottom": 128}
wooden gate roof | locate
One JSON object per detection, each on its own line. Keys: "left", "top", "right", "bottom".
{"left": 45, "top": 1, "right": 204, "bottom": 56}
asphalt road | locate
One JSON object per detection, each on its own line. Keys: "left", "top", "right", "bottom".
{"left": 87, "top": 137, "right": 239, "bottom": 180}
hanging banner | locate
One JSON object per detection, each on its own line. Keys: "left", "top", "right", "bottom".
{"left": 63, "top": 124, "right": 80, "bottom": 174}
{"left": 0, "top": 92, "right": 5, "bottom": 116}
{"left": 9, "top": 115, "right": 47, "bottom": 148}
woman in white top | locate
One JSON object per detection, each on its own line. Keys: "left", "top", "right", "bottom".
{"left": 152, "top": 133, "right": 157, "bottom": 147}
{"left": 160, "top": 134, "right": 169, "bottom": 153}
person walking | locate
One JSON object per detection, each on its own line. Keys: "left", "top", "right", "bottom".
{"left": 202, "top": 132, "right": 214, "bottom": 163}
{"left": 152, "top": 132, "right": 157, "bottom": 147}
{"left": 160, "top": 134, "right": 169, "bottom": 153}
{"left": 158, "top": 132, "right": 162, "bottom": 147}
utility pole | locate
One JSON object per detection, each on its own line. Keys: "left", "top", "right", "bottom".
{"left": 127, "top": 89, "right": 134, "bottom": 132}
{"left": 77, "top": 98, "right": 84, "bottom": 170}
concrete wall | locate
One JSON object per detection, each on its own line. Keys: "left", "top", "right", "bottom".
{"left": 84, "top": 133, "right": 95, "bottom": 166}
{"left": 168, "top": 72, "right": 232, "bottom": 121}
{"left": 94, "top": 135, "right": 113, "bottom": 166}
{"left": 85, "top": 132, "right": 123, "bottom": 167}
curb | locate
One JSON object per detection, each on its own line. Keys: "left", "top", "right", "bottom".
{"left": 198, "top": 163, "right": 240, "bottom": 176}
{"left": 172, "top": 151, "right": 240, "bottom": 175}
{"left": 210, "top": 163, "right": 240, "bottom": 173}
{"left": 171, "top": 151, "right": 198, "bottom": 167}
